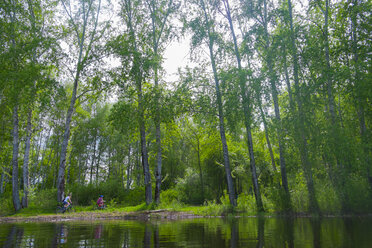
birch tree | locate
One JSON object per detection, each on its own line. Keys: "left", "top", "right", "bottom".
{"left": 57, "top": 0, "right": 108, "bottom": 201}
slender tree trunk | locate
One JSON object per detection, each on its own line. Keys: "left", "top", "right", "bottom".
{"left": 57, "top": 0, "right": 102, "bottom": 202}
{"left": 138, "top": 87, "right": 152, "bottom": 204}
{"left": 148, "top": 0, "right": 174, "bottom": 205}
{"left": 257, "top": 97, "right": 277, "bottom": 173}
{"left": 125, "top": 0, "right": 152, "bottom": 204}
{"left": 262, "top": 0, "right": 291, "bottom": 211}
{"left": 12, "top": 105, "right": 21, "bottom": 211}
{"left": 91, "top": 134, "right": 97, "bottom": 183}
{"left": 320, "top": 0, "right": 349, "bottom": 213}
{"left": 287, "top": 0, "right": 319, "bottom": 214}
{"left": 0, "top": 171, "right": 5, "bottom": 194}
{"left": 95, "top": 148, "right": 102, "bottom": 185}
{"left": 127, "top": 146, "right": 132, "bottom": 190}
{"left": 31, "top": 127, "right": 44, "bottom": 183}
{"left": 196, "top": 138, "right": 204, "bottom": 201}
{"left": 351, "top": 0, "right": 371, "bottom": 190}
{"left": 201, "top": 0, "right": 236, "bottom": 206}
{"left": 136, "top": 140, "right": 141, "bottom": 187}
{"left": 150, "top": 7, "right": 162, "bottom": 205}
{"left": 53, "top": 139, "right": 61, "bottom": 188}
{"left": 282, "top": 44, "right": 295, "bottom": 110}
{"left": 22, "top": 108, "right": 32, "bottom": 208}
{"left": 77, "top": 155, "right": 82, "bottom": 184}
{"left": 222, "top": 0, "right": 262, "bottom": 210}
{"left": 154, "top": 61, "right": 162, "bottom": 204}
{"left": 57, "top": 81, "right": 78, "bottom": 202}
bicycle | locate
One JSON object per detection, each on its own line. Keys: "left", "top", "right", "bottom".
{"left": 94, "top": 203, "right": 107, "bottom": 210}
{"left": 56, "top": 202, "right": 75, "bottom": 214}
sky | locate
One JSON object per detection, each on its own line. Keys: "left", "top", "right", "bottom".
{"left": 163, "top": 38, "right": 191, "bottom": 82}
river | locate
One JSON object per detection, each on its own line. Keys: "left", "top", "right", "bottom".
{"left": 1, "top": 217, "right": 371, "bottom": 247}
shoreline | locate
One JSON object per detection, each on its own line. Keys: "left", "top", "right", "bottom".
{"left": 1, "top": 210, "right": 371, "bottom": 224}
{"left": 0, "top": 210, "right": 205, "bottom": 223}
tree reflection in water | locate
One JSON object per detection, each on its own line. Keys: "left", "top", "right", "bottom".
{"left": 1, "top": 217, "right": 372, "bottom": 247}
{"left": 3, "top": 225, "right": 24, "bottom": 248}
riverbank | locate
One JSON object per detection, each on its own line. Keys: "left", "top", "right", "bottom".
{"left": 0, "top": 209, "right": 205, "bottom": 223}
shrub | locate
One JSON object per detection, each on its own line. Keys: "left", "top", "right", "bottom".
{"left": 237, "top": 193, "right": 257, "bottom": 214}
{"left": 72, "top": 179, "right": 127, "bottom": 206}
{"left": 0, "top": 196, "right": 14, "bottom": 216}
{"left": 121, "top": 187, "right": 145, "bottom": 206}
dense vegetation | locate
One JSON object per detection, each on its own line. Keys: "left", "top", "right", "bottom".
{"left": 0, "top": 0, "right": 371, "bottom": 216}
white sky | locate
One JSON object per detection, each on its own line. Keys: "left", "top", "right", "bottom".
{"left": 163, "top": 38, "right": 191, "bottom": 82}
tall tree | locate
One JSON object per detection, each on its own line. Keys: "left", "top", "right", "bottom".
{"left": 286, "top": 0, "right": 319, "bottom": 214}
{"left": 221, "top": 0, "right": 264, "bottom": 211}
{"left": 185, "top": 0, "right": 236, "bottom": 206}
{"left": 253, "top": 0, "right": 292, "bottom": 211}
{"left": 117, "top": 0, "right": 153, "bottom": 204}
{"left": 1, "top": 0, "right": 35, "bottom": 212}
{"left": 57, "top": 0, "right": 107, "bottom": 201}
{"left": 145, "top": 0, "right": 178, "bottom": 204}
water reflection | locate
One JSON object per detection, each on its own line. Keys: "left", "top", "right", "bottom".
{"left": 0, "top": 217, "right": 372, "bottom": 247}
{"left": 3, "top": 225, "right": 24, "bottom": 248}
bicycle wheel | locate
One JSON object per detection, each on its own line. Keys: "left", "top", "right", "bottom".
{"left": 56, "top": 206, "right": 64, "bottom": 214}
{"left": 67, "top": 206, "right": 75, "bottom": 213}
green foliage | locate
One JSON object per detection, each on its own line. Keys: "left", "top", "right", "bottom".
{"left": 175, "top": 168, "right": 207, "bottom": 205}
{"left": 0, "top": 196, "right": 14, "bottom": 216}
{"left": 291, "top": 173, "right": 310, "bottom": 213}
{"left": 344, "top": 175, "right": 372, "bottom": 213}
{"left": 159, "top": 188, "right": 180, "bottom": 205}
{"left": 122, "top": 188, "right": 145, "bottom": 207}
{"left": 72, "top": 179, "right": 127, "bottom": 206}
{"left": 237, "top": 193, "right": 257, "bottom": 214}
{"left": 0, "top": 0, "right": 371, "bottom": 217}
{"left": 316, "top": 182, "right": 341, "bottom": 214}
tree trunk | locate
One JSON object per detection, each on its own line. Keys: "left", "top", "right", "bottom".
{"left": 127, "top": 145, "right": 132, "bottom": 190}
{"left": 125, "top": 0, "right": 152, "bottom": 204}
{"left": 197, "top": 138, "right": 204, "bottom": 201}
{"left": 91, "top": 134, "right": 97, "bottom": 183}
{"left": 222, "top": 0, "right": 262, "bottom": 210}
{"left": 12, "top": 105, "right": 21, "bottom": 211}
{"left": 281, "top": 44, "right": 295, "bottom": 110}
{"left": 287, "top": 0, "right": 319, "bottom": 214}
{"left": 95, "top": 147, "right": 102, "bottom": 185}
{"left": 257, "top": 96, "right": 277, "bottom": 173}
{"left": 150, "top": 5, "right": 162, "bottom": 205}
{"left": 148, "top": 0, "right": 174, "bottom": 205}
{"left": 138, "top": 88, "right": 152, "bottom": 204}
{"left": 350, "top": 0, "right": 371, "bottom": 191}
{"left": 136, "top": 140, "right": 141, "bottom": 187}
{"left": 320, "top": 0, "right": 349, "bottom": 213}
{"left": 262, "top": 0, "right": 291, "bottom": 211}
{"left": 57, "top": 83, "right": 77, "bottom": 202}
{"left": 22, "top": 108, "right": 32, "bottom": 208}
{"left": 0, "top": 169, "right": 5, "bottom": 195}
{"left": 201, "top": 0, "right": 236, "bottom": 206}
{"left": 57, "top": 0, "right": 101, "bottom": 202}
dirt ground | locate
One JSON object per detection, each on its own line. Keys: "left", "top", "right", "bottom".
{"left": 0, "top": 210, "right": 204, "bottom": 223}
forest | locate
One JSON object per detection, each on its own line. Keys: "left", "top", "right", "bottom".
{"left": 0, "top": 0, "right": 371, "bottom": 216}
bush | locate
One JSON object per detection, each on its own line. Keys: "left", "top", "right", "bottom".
{"left": 157, "top": 189, "right": 183, "bottom": 209}
{"left": 174, "top": 168, "right": 206, "bottom": 205}
{"left": 29, "top": 188, "right": 58, "bottom": 211}
{"left": 159, "top": 188, "right": 179, "bottom": 205}
{"left": 237, "top": 193, "right": 257, "bottom": 214}
{"left": 0, "top": 196, "right": 14, "bottom": 216}
{"left": 344, "top": 175, "right": 372, "bottom": 213}
{"left": 201, "top": 200, "right": 224, "bottom": 216}
{"left": 72, "top": 179, "right": 127, "bottom": 206}
{"left": 121, "top": 187, "right": 145, "bottom": 206}
{"left": 316, "top": 181, "right": 341, "bottom": 214}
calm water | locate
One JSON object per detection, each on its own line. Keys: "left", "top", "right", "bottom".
{"left": 0, "top": 217, "right": 371, "bottom": 247}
